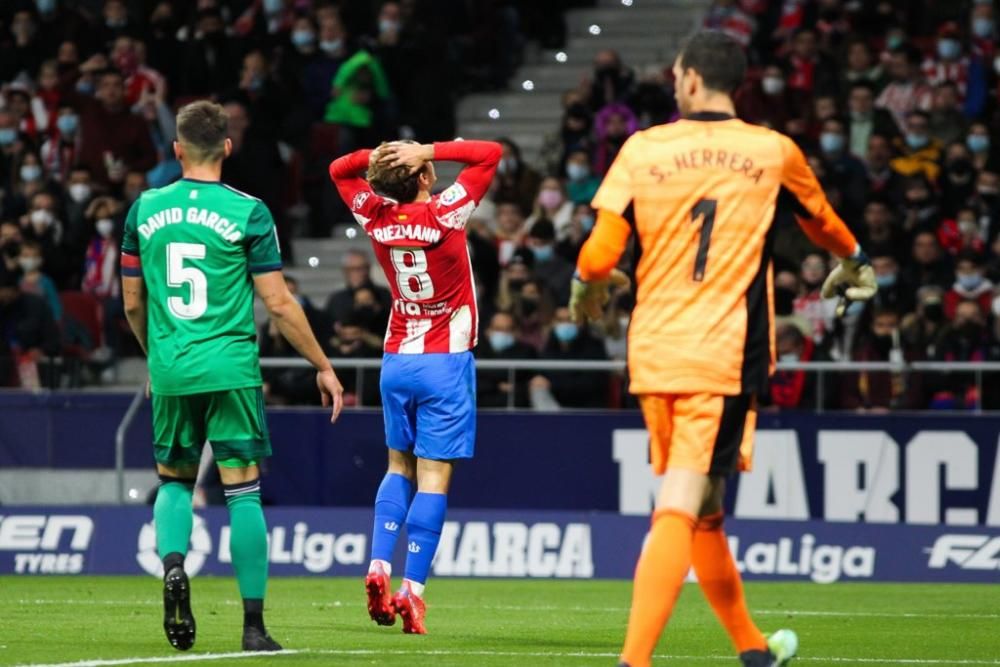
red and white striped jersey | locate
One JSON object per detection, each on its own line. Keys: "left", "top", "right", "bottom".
{"left": 330, "top": 141, "right": 502, "bottom": 354}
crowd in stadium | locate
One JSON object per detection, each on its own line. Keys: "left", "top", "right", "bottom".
{"left": 1, "top": 0, "right": 999, "bottom": 411}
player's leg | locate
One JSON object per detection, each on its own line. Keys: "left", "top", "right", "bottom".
{"left": 206, "top": 388, "right": 279, "bottom": 651}
{"left": 692, "top": 398, "right": 797, "bottom": 667}
{"left": 393, "top": 351, "right": 476, "bottom": 635}
{"left": 152, "top": 393, "right": 205, "bottom": 652}
{"left": 619, "top": 394, "right": 718, "bottom": 667}
{"left": 368, "top": 353, "right": 419, "bottom": 625}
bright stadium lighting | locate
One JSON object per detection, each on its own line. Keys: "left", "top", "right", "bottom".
{"left": 622, "top": 0, "right": 633, "bottom": 5}
{"left": 488, "top": 108, "right": 500, "bottom": 119}
{"left": 344, "top": 227, "right": 358, "bottom": 239}
{"left": 128, "top": 488, "right": 139, "bottom": 500}
{"left": 308, "top": 256, "right": 320, "bottom": 267}
{"left": 589, "top": 24, "right": 602, "bottom": 35}
{"left": 555, "top": 51, "right": 568, "bottom": 62}
{"left": 522, "top": 80, "right": 535, "bottom": 91}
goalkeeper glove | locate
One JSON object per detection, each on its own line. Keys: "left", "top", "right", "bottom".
{"left": 820, "top": 246, "right": 877, "bottom": 317}
{"left": 569, "top": 269, "right": 631, "bottom": 324}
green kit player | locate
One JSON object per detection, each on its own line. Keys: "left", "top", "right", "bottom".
{"left": 121, "top": 101, "right": 344, "bottom": 652}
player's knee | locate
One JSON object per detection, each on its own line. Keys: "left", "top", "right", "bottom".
{"left": 415, "top": 458, "right": 453, "bottom": 494}
{"left": 387, "top": 449, "right": 417, "bottom": 480}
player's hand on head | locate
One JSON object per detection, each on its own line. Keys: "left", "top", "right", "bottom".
{"left": 821, "top": 249, "right": 877, "bottom": 317}
{"left": 377, "top": 142, "right": 430, "bottom": 174}
{"left": 317, "top": 369, "right": 344, "bottom": 424}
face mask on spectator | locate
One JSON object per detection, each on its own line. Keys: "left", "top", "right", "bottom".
{"left": 106, "top": 17, "right": 127, "bottom": 29}
{"left": 57, "top": 114, "right": 78, "bottom": 136}
{"left": 905, "top": 133, "right": 929, "bottom": 150}
{"left": 320, "top": 39, "right": 342, "bottom": 54}
{"left": 291, "top": 30, "right": 315, "bottom": 48}
{"left": 875, "top": 272, "right": 897, "bottom": 288}
{"left": 262, "top": 0, "right": 282, "bottom": 14}
{"left": 618, "top": 315, "right": 630, "bottom": 331}
{"left": 531, "top": 244, "right": 554, "bottom": 263}
{"left": 21, "top": 165, "right": 42, "bottom": 182}
{"left": 96, "top": 218, "right": 114, "bottom": 238}
{"left": 937, "top": 39, "right": 961, "bottom": 60}
{"left": 379, "top": 19, "right": 400, "bottom": 34}
{"left": 779, "top": 351, "right": 800, "bottom": 363}
{"left": 819, "top": 132, "right": 845, "bottom": 154}
{"left": 0, "top": 128, "right": 16, "bottom": 146}
{"left": 761, "top": 76, "right": 784, "bottom": 95}
{"left": 973, "top": 18, "right": 994, "bottom": 38}
{"left": 76, "top": 79, "right": 94, "bottom": 95}
{"left": 30, "top": 209, "right": 54, "bottom": 228}
{"left": 35, "top": 0, "right": 56, "bottom": 15}
{"left": 538, "top": 188, "right": 563, "bottom": 210}
{"left": 959, "top": 218, "right": 979, "bottom": 236}
{"left": 886, "top": 34, "right": 904, "bottom": 50}
{"left": 248, "top": 75, "right": 265, "bottom": 92}
{"left": 18, "top": 256, "right": 41, "bottom": 272}
{"left": 553, "top": 322, "right": 578, "bottom": 343}
{"left": 967, "top": 134, "right": 990, "bottom": 153}
{"left": 957, "top": 272, "right": 984, "bottom": 291}
{"left": 488, "top": 331, "right": 515, "bottom": 352}
{"left": 497, "top": 157, "right": 518, "bottom": 175}
{"left": 566, "top": 163, "right": 589, "bottom": 182}
{"left": 68, "top": 183, "right": 91, "bottom": 203}
{"left": 579, "top": 213, "right": 595, "bottom": 232}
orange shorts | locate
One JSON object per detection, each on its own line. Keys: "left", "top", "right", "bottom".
{"left": 639, "top": 393, "right": 757, "bottom": 476}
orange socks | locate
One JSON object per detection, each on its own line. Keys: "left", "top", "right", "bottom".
{"left": 692, "top": 512, "right": 767, "bottom": 653}
{"left": 619, "top": 509, "right": 696, "bottom": 667}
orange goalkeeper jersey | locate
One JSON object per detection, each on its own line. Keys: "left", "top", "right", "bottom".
{"left": 580, "top": 112, "right": 858, "bottom": 396}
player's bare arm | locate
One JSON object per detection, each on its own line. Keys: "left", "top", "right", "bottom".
{"left": 122, "top": 274, "right": 148, "bottom": 355}
{"left": 253, "top": 270, "right": 344, "bottom": 423}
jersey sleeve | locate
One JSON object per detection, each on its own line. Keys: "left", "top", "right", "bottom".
{"left": 576, "top": 209, "right": 632, "bottom": 281}
{"left": 329, "top": 149, "right": 386, "bottom": 228}
{"left": 245, "top": 201, "right": 283, "bottom": 274}
{"left": 429, "top": 141, "right": 502, "bottom": 232}
{"left": 590, "top": 135, "right": 636, "bottom": 215}
{"left": 778, "top": 134, "right": 859, "bottom": 258}
{"left": 120, "top": 199, "right": 142, "bottom": 277}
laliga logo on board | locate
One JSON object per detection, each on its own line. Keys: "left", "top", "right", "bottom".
{"left": 137, "top": 515, "right": 212, "bottom": 577}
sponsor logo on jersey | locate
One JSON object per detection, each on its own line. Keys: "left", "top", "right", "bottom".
{"left": 353, "top": 191, "right": 371, "bottom": 211}
{"left": 927, "top": 534, "right": 1000, "bottom": 570}
{"left": 408, "top": 541, "right": 421, "bottom": 554}
{"left": 0, "top": 514, "right": 93, "bottom": 574}
{"left": 384, "top": 522, "right": 399, "bottom": 532}
{"left": 438, "top": 183, "right": 467, "bottom": 207}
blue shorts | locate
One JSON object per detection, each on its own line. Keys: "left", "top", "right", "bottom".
{"left": 380, "top": 351, "right": 477, "bottom": 460}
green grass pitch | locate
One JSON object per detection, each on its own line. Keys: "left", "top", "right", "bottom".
{"left": 1, "top": 577, "right": 998, "bottom": 666}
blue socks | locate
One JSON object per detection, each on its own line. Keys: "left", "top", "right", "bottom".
{"left": 403, "top": 492, "right": 448, "bottom": 586}
{"left": 370, "top": 473, "right": 414, "bottom": 564}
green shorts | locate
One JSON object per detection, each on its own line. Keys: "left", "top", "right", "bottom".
{"left": 152, "top": 387, "right": 271, "bottom": 468}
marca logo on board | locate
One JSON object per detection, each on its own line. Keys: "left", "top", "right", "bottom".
{"left": 0, "top": 514, "right": 93, "bottom": 574}
{"left": 926, "top": 535, "right": 1000, "bottom": 570}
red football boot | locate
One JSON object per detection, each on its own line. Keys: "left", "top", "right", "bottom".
{"left": 391, "top": 582, "right": 427, "bottom": 635}
{"left": 365, "top": 562, "right": 396, "bottom": 626}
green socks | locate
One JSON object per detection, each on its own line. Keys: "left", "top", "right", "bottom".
{"left": 224, "top": 480, "right": 268, "bottom": 602}
{"left": 155, "top": 477, "right": 194, "bottom": 562}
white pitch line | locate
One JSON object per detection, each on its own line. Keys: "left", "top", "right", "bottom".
{"left": 13, "top": 648, "right": 1000, "bottom": 667}
{"left": 12, "top": 650, "right": 300, "bottom": 667}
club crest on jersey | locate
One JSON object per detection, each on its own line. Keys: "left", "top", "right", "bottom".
{"left": 352, "top": 191, "right": 371, "bottom": 211}
{"left": 438, "top": 183, "right": 467, "bottom": 207}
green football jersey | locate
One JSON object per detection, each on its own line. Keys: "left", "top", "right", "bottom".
{"left": 121, "top": 178, "right": 283, "bottom": 396}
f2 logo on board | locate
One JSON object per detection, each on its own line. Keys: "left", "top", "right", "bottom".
{"left": 926, "top": 535, "right": 1000, "bottom": 570}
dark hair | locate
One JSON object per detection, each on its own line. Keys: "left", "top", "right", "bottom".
{"left": 367, "top": 141, "right": 424, "bottom": 203}
{"left": 176, "top": 100, "right": 228, "bottom": 163}
{"left": 677, "top": 31, "right": 746, "bottom": 94}
{"left": 956, "top": 249, "right": 983, "bottom": 266}
{"left": 528, "top": 218, "right": 556, "bottom": 242}
{"left": 848, "top": 80, "right": 876, "bottom": 94}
